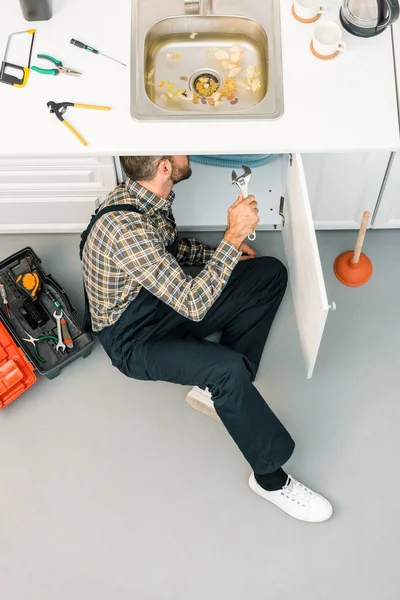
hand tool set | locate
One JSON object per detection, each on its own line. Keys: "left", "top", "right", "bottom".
{"left": 0, "top": 247, "right": 93, "bottom": 385}
{"left": 0, "top": 28, "right": 121, "bottom": 145}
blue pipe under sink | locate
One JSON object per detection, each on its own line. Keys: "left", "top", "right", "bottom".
{"left": 190, "top": 155, "right": 279, "bottom": 169}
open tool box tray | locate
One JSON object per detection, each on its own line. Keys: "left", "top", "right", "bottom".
{"left": 0, "top": 247, "right": 93, "bottom": 379}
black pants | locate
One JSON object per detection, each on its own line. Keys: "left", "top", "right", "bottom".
{"left": 99, "top": 257, "right": 295, "bottom": 474}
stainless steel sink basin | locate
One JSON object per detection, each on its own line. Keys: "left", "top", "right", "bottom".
{"left": 131, "top": 0, "right": 284, "bottom": 121}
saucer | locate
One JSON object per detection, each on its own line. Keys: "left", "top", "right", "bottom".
{"left": 292, "top": 4, "right": 321, "bottom": 23}
{"left": 310, "top": 40, "right": 340, "bottom": 60}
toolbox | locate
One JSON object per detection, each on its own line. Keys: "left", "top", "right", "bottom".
{"left": 0, "top": 322, "right": 36, "bottom": 409}
{"left": 0, "top": 247, "right": 93, "bottom": 384}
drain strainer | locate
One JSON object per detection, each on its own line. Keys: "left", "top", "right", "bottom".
{"left": 189, "top": 69, "right": 222, "bottom": 97}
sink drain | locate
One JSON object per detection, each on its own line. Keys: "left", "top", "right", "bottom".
{"left": 189, "top": 69, "right": 222, "bottom": 97}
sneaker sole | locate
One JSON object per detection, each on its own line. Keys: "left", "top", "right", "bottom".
{"left": 185, "top": 387, "right": 221, "bottom": 422}
{"left": 248, "top": 473, "right": 333, "bottom": 523}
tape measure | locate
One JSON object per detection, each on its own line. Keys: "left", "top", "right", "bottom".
{"left": 16, "top": 271, "right": 40, "bottom": 299}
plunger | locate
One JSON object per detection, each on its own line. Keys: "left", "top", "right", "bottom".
{"left": 334, "top": 211, "right": 373, "bottom": 287}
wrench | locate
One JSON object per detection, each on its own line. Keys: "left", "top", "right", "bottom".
{"left": 231, "top": 164, "right": 256, "bottom": 242}
{"left": 53, "top": 310, "right": 66, "bottom": 352}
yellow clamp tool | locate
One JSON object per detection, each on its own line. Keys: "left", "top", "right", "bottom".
{"left": 0, "top": 29, "right": 36, "bottom": 88}
{"left": 47, "top": 101, "right": 111, "bottom": 147}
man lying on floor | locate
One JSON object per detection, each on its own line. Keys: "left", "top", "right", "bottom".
{"left": 80, "top": 155, "right": 333, "bottom": 522}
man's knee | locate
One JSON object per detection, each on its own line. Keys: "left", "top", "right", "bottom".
{"left": 254, "top": 256, "right": 288, "bottom": 290}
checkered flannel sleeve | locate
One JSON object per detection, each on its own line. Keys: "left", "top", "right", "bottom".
{"left": 113, "top": 224, "right": 241, "bottom": 321}
{"left": 177, "top": 237, "right": 218, "bottom": 266}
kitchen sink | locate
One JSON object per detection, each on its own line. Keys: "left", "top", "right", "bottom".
{"left": 131, "top": 0, "right": 284, "bottom": 120}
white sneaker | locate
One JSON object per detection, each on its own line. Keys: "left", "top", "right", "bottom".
{"left": 185, "top": 386, "right": 221, "bottom": 422}
{"left": 249, "top": 472, "right": 333, "bottom": 522}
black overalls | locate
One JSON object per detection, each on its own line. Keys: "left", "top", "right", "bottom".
{"left": 81, "top": 205, "right": 295, "bottom": 475}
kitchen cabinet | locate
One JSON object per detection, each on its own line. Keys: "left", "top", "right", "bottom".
{"left": 174, "top": 155, "right": 335, "bottom": 379}
{"left": 174, "top": 158, "right": 283, "bottom": 231}
{"left": 0, "top": 156, "right": 117, "bottom": 233}
{"left": 3, "top": 148, "right": 397, "bottom": 377}
{"left": 372, "top": 153, "right": 400, "bottom": 228}
{"left": 301, "top": 153, "right": 391, "bottom": 229}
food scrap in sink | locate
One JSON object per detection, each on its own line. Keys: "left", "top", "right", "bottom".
{"left": 194, "top": 76, "right": 219, "bottom": 97}
{"left": 207, "top": 45, "right": 262, "bottom": 96}
{"left": 182, "top": 90, "right": 194, "bottom": 101}
{"left": 214, "top": 50, "right": 229, "bottom": 61}
{"left": 146, "top": 68, "right": 155, "bottom": 83}
{"left": 245, "top": 65, "right": 262, "bottom": 92}
{"left": 146, "top": 68, "right": 166, "bottom": 89}
{"left": 229, "top": 45, "right": 243, "bottom": 56}
{"left": 228, "top": 66, "right": 242, "bottom": 78}
{"left": 148, "top": 42, "right": 262, "bottom": 109}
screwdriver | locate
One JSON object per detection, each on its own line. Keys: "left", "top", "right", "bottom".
{"left": 70, "top": 39, "right": 126, "bottom": 67}
{"left": 0, "top": 282, "right": 11, "bottom": 317}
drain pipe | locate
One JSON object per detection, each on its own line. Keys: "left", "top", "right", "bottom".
{"left": 184, "top": 0, "right": 213, "bottom": 16}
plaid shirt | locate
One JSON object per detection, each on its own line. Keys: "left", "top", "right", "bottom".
{"left": 81, "top": 178, "right": 241, "bottom": 332}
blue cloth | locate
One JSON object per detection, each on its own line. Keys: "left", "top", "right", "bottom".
{"left": 190, "top": 154, "right": 279, "bottom": 169}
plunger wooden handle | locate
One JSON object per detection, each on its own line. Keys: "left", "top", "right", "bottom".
{"left": 352, "top": 211, "right": 370, "bottom": 264}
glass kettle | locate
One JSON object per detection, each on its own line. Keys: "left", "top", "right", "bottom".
{"left": 340, "top": 0, "right": 399, "bottom": 36}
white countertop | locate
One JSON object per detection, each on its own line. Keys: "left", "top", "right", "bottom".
{"left": 0, "top": 0, "right": 399, "bottom": 156}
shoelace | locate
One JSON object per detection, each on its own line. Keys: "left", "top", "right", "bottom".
{"left": 280, "top": 477, "right": 314, "bottom": 507}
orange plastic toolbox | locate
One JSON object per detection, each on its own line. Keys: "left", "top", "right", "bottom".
{"left": 0, "top": 322, "right": 37, "bottom": 409}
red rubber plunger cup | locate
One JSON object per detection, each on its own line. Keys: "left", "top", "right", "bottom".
{"left": 334, "top": 211, "right": 373, "bottom": 287}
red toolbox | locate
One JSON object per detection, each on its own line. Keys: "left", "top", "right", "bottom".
{"left": 0, "top": 322, "right": 36, "bottom": 409}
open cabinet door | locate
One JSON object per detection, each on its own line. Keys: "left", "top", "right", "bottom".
{"left": 281, "top": 154, "right": 330, "bottom": 379}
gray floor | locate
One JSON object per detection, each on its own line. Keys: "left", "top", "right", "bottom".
{"left": 0, "top": 230, "right": 399, "bottom": 600}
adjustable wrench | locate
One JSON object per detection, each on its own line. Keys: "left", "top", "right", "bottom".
{"left": 231, "top": 165, "right": 256, "bottom": 241}
{"left": 53, "top": 310, "right": 66, "bottom": 352}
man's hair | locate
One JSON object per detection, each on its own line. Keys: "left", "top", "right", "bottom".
{"left": 120, "top": 156, "right": 172, "bottom": 181}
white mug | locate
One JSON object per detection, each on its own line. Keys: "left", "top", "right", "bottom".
{"left": 313, "top": 21, "right": 347, "bottom": 55}
{"left": 294, "top": 0, "right": 328, "bottom": 20}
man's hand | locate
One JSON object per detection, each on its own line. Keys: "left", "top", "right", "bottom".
{"left": 239, "top": 242, "right": 257, "bottom": 261}
{"left": 223, "top": 192, "right": 260, "bottom": 250}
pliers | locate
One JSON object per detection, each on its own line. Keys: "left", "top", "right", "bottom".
{"left": 31, "top": 54, "right": 81, "bottom": 76}
{"left": 47, "top": 100, "right": 111, "bottom": 146}
{"left": 22, "top": 331, "right": 58, "bottom": 363}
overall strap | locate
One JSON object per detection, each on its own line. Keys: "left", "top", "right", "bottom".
{"left": 80, "top": 204, "right": 142, "bottom": 332}
{"left": 80, "top": 202, "right": 179, "bottom": 333}
{"left": 79, "top": 203, "right": 141, "bottom": 259}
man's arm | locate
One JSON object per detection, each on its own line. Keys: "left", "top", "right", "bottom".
{"left": 113, "top": 222, "right": 240, "bottom": 322}
{"left": 176, "top": 237, "right": 217, "bottom": 267}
